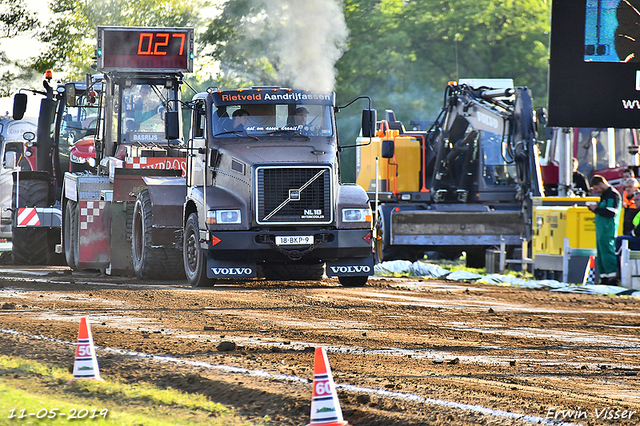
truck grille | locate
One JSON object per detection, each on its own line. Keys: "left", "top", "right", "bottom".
{"left": 256, "top": 166, "right": 333, "bottom": 225}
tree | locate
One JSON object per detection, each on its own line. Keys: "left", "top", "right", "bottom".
{"left": 336, "top": 0, "right": 551, "bottom": 121}
{"left": 0, "top": 0, "right": 39, "bottom": 96}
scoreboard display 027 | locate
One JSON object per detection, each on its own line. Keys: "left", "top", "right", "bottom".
{"left": 96, "top": 26, "right": 194, "bottom": 73}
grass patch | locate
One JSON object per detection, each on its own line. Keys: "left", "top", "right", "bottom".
{"left": 0, "top": 355, "right": 265, "bottom": 425}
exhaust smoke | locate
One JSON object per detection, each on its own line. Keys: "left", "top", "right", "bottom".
{"left": 244, "top": 0, "right": 348, "bottom": 91}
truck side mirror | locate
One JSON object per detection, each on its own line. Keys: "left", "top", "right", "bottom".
{"left": 13, "top": 93, "right": 27, "bottom": 120}
{"left": 165, "top": 110, "right": 180, "bottom": 140}
{"left": 4, "top": 151, "right": 17, "bottom": 169}
{"left": 362, "top": 109, "right": 376, "bottom": 138}
{"left": 381, "top": 139, "right": 394, "bottom": 158}
{"left": 65, "top": 83, "right": 76, "bottom": 107}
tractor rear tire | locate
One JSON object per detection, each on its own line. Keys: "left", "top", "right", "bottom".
{"left": 11, "top": 177, "right": 52, "bottom": 265}
{"left": 132, "top": 189, "right": 185, "bottom": 280}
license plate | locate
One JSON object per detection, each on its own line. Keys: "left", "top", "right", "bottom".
{"left": 275, "top": 235, "right": 314, "bottom": 245}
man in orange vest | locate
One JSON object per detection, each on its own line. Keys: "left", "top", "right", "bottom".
{"left": 621, "top": 178, "right": 640, "bottom": 235}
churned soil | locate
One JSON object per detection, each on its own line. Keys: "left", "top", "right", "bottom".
{"left": 0, "top": 266, "right": 639, "bottom": 425}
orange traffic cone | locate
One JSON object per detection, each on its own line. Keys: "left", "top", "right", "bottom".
{"left": 582, "top": 255, "right": 596, "bottom": 285}
{"left": 306, "top": 347, "right": 351, "bottom": 426}
{"left": 67, "top": 317, "right": 102, "bottom": 384}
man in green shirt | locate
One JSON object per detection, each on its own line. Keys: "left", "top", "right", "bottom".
{"left": 588, "top": 175, "right": 621, "bottom": 284}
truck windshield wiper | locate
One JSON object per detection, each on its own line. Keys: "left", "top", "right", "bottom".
{"left": 268, "top": 129, "right": 310, "bottom": 140}
{"left": 214, "top": 130, "right": 259, "bottom": 140}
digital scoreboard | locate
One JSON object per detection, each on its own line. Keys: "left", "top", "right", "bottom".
{"left": 548, "top": 0, "right": 640, "bottom": 128}
{"left": 96, "top": 26, "right": 194, "bottom": 73}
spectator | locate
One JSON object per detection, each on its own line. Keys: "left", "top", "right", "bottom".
{"left": 616, "top": 191, "right": 640, "bottom": 278}
{"left": 588, "top": 175, "right": 621, "bottom": 284}
{"left": 621, "top": 178, "right": 640, "bottom": 234}
{"left": 572, "top": 157, "right": 590, "bottom": 195}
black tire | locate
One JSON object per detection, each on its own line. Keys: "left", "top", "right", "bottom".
{"left": 11, "top": 177, "right": 52, "bottom": 265}
{"left": 374, "top": 211, "right": 396, "bottom": 263}
{"left": 63, "top": 200, "right": 79, "bottom": 269}
{"left": 132, "top": 190, "right": 185, "bottom": 280}
{"left": 338, "top": 275, "right": 368, "bottom": 287}
{"left": 183, "top": 212, "right": 215, "bottom": 287}
{"left": 465, "top": 249, "right": 486, "bottom": 268}
{"left": 263, "top": 264, "right": 325, "bottom": 281}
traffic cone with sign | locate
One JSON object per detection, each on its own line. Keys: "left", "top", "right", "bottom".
{"left": 306, "top": 347, "right": 351, "bottom": 426}
{"left": 67, "top": 317, "right": 102, "bottom": 384}
{"left": 582, "top": 255, "right": 596, "bottom": 285}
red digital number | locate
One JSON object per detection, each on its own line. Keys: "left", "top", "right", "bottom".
{"left": 138, "top": 32, "right": 154, "bottom": 55}
{"left": 172, "top": 33, "right": 185, "bottom": 55}
{"left": 153, "top": 33, "right": 169, "bottom": 55}
{"left": 137, "top": 32, "right": 184, "bottom": 56}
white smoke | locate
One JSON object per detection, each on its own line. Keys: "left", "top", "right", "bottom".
{"left": 245, "top": 0, "right": 348, "bottom": 91}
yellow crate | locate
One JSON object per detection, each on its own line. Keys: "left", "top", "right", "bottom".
{"left": 532, "top": 205, "right": 597, "bottom": 256}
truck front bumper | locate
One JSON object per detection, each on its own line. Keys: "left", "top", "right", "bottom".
{"left": 202, "top": 228, "right": 374, "bottom": 279}
{"left": 206, "top": 228, "right": 373, "bottom": 262}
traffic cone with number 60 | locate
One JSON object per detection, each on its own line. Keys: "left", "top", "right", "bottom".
{"left": 306, "top": 347, "right": 351, "bottom": 426}
{"left": 67, "top": 317, "right": 102, "bottom": 384}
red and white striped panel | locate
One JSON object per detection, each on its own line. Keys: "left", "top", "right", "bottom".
{"left": 125, "top": 157, "right": 148, "bottom": 169}
{"left": 79, "top": 201, "right": 106, "bottom": 230}
{"left": 17, "top": 208, "right": 40, "bottom": 226}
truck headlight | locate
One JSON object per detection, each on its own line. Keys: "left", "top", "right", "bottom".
{"left": 207, "top": 209, "right": 241, "bottom": 225}
{"left": 342, "top": 208, "right": 372, "bottom": 223}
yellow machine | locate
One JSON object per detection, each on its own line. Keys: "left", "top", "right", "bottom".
{"left": 532, "top": 204, "right": 597, "bottom": 255}
{"left": 531, "top": 197, "right": 599, "bottom": 281}
{"left": 355, "top": 81, "right": 544, "bottom": 267}
{"left": 356, "top": 129, "right": 423, "bottom": 194}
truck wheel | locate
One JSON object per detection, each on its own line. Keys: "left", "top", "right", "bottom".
{"left": 338, "top": 276, "right": 368, "bottom": 287}
{"left": 183, "top": 212, "right": 216, "bottom": 287}
{"left": 132, "top": 189, "right": 185, "bottom": 280}
{"left": 374, "top": 208, "right": 405, "bottom": 263}
{"left": 263, "top": 264, "right": 325, "bottom": 281}
{"left": 63, "top": 200, "right": 78, "bottom": 269}
{"left": 11, "top": 178, "right": 51, "bottom": 265}
{"left": 465, "top": 249, "right": 486, "bottom": 268}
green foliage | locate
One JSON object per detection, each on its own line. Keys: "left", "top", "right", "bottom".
{"left": 0, "top": 0, "right": 38, "bottom": 38}
{"left": 0, "top": 0, "right": 39, "bottom": 96}
{"left": 336, "top": 0, "right": 551, "bottom": 119}
{"left": 32, "top": 0, "right": 202, "bottom": 79}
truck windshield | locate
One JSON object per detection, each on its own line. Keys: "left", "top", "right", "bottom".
{"left": 212, "top": 104, "right": 334, "bottom": 138}
{"left": 60, "top": 103, "right": 98, "bottom": 144}
{"left": 121, "top": 84, "right": 174, "bottom": 144}
{"left": 60, "top": 97, "right": 99, "bottom": 169}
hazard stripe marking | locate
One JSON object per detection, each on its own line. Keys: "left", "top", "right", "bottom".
{"left": 17, "top": 208, "right": 41, "bottom": 226}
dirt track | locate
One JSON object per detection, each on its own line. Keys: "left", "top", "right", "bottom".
{"left": 1, "top": 266, "right": 639, "bottom": 425}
